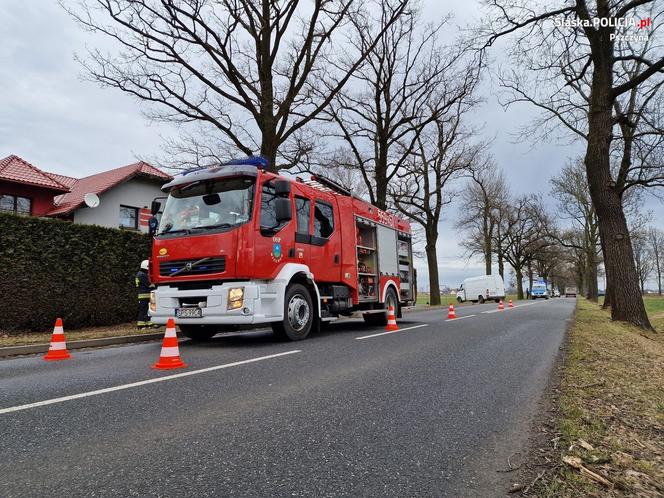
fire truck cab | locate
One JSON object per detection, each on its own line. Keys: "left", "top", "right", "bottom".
{"left": 148, "top": 157, "right": 415, "bottom": 341}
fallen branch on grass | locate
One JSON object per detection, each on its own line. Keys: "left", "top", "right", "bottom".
{"left": 562, "top": 455, "right": 614, "bottom": 488}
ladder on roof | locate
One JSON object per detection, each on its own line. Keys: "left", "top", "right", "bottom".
{"left": 301, "top": 178, "right": 336, "bottom": 194}
{"left": 301, "top": 174, "right": 351, "bottom": 196}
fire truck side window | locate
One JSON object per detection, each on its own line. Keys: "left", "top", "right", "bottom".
{"left": 313, "top": 202, "right": 334, "bottom": 239}
{"left": 260, "top": 183, "right": 287, "bottom": 234}
{"left": 295, "top": 197, "right": 311, "bottom": 234}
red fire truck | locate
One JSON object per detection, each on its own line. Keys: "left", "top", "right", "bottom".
{"left": 148, "top": 157, "right": 415, "bottom": 341}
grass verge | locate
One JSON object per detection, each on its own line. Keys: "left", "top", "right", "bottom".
{"left": 0, "top": 323, "right": 160, "bottom": 347}
{"left": 528, "top": 298, "right": 663, "bottom": 497}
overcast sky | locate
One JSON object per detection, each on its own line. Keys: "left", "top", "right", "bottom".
{"left": 1, "top": 1, "right": 661, "bottom": 290}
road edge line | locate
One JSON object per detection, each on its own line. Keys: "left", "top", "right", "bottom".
{"left": 0, "top": 350, "right": 301, "bottom": 415}
{"left": 355, "top": 324, "right": 428, "bottom": 340}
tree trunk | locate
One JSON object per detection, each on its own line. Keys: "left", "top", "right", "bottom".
{"left": 584, "top": 57, "right": 652, "bottom": 329}
{"left": 515, "top": 265, "right": 524, "bottom": 299}
{"left": 498, "top": 250, "right": 504, "bottom": 279}
{"left": 260, "top": 131, "right": 279, "bottom": 172}
{"left": 426, "top": 243, "right": 441, "bottom": 306}
{"left": 586, "top": 247, "right": 598, "bottom": 302}
{"left": 374, "top": 140, "right": 389, "bottom": 210}
{"left": 258, "top": 0, "right": 278, "bottom": 172}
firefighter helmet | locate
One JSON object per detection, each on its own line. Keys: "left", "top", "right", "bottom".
{"left": 140, "top": 260, "right": 149, "bottom": 271}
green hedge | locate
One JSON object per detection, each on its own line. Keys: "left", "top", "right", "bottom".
{"left": 0, "top": 213, "right": 151, "bottom": 332}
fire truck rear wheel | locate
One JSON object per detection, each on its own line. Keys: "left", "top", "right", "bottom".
{"left": 363, "top": 287, "right": 398, "bottom": 326}
{"left": 179, "top": 325, "right": 218, "bottom": 341}
{"left": 272, "top": 283, "right": 314, "bottom": 341}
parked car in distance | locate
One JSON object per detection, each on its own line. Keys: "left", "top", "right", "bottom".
{"left": 531, "top": 282, "right": 549, "bottom": 299}
{"left": 565, "top": 286, "right": 578, "bottom": 297}
{"left": 553, "top": 289, "right": 561, "bottom": 297}
{"left": 456, "top": 274, "right": 506, "bottom": 304}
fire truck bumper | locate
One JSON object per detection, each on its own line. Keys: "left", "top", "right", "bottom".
{"left": 149, "top": 280, "right": 286, "bottom": 325}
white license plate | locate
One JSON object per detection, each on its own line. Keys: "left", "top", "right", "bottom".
{"left": 176, "top": 308, "right": 203, "bottom": 318}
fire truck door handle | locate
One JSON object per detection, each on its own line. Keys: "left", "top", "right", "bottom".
{"left": 289, "top": 248, "right": 295, "bottom": 258}
{"left": 334, "top": 254, "right": 339, "bottom": 264}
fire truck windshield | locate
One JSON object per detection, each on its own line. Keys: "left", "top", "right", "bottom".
{"left": 158, "top": 176, "right": 255, "bottom": 236}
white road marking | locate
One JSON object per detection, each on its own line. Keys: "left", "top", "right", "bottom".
{"left": 482, "top": 300, "right": 550, "bottom": 313}
{"left": 355, "top": 324, "right": 429, "bottom": 340}
{"left": 0, "top": 350, "right": 301, "bottom": 415}
{"left": 445, "top": 314, "right": 476, "bottom": 322}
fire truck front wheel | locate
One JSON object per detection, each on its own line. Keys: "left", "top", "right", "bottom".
{"left": 179, "top": 325, "right": 218, "bottom": 342}
{"left": 272, "top": 283, "right": 314, "bottom": 341}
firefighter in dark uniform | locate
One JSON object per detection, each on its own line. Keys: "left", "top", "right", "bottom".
{"left": 135, "top": 260, "right": 157, "bottom": 328}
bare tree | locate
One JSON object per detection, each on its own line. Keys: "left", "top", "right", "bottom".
{"left": 63, "top": 0, "right": 408, "bottom": 170}
{"left": 550, "top": 160, "right": 601, "bottom": 301}
{"left": 482, "top": 0, "right": 664, "bottom": 330}
{"left": 500, "top": 195, "right": 550, "bottom": 299}
{"left": 632, "top": 229, "right": 655, "bottom": 293}
{"left": 647, "top": 227, "right": 664, "bottom": 295}
{"left": 323, "top": 2, "right": 478, "bottom": 209}
{"left": 391, "top": 96, "right": 482, "bottom": 305}
{"left": 455, "top": 160, "right": 509, "bottom": 276}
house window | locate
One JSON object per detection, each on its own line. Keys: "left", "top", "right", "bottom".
{"left": 119, "top": 205, "right": 139, "bottom": 229}
{"left": 0, "top": 194, "right": 31, "bottom": 215}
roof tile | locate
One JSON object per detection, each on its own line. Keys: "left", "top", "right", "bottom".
{"left": 49, "top": 161, "right": 171, "bottom": 215}
{"left": 0, "top": 155, "right": 71, "bottom": 192}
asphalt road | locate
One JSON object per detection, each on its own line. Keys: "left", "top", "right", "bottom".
{"left": 0, "top": 298, "right": 575, "bottom": 497}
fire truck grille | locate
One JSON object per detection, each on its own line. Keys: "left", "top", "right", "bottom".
{"left": 159, "top": 257, "right": 226, "bottom": 277}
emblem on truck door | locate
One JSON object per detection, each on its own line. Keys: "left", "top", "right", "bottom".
{"left": 272, "top": 236, "right": 283, "bottom": 263}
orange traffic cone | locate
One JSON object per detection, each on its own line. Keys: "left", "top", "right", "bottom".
{"left": 386, "top": 305, "right": 399, "bottom": 331}
{"left": 508, "top": 299, "right": 514, "bottom": 309}
{"left": 152, "top": 318, "right": 187, "bottom": 370}
{"left": 498, "top": 300, "right": 505, "bottom": 311}
{"left": 447, "top": 304, "right": 457, "bottom": 319}
{"left": 44, "top": 318, "right": 71, "bottom": 361}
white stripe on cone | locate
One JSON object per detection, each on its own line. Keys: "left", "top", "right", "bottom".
{"left": 49, "top": 342, "right": 67, "bottom": 350}
{"left": 159, "top": 346, "right": 180, "bottom": 357}
{"left": 164, "top": 327, "right": 177, "bottom": 338}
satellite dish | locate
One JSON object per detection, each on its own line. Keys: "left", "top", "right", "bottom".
{"left": 84, "top": 193, "right": 100, "bottom": 208}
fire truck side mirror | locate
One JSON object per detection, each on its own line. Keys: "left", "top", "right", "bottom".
{"left": 150, "top": 200, "right": 161, "bottom": 215}
{"left": 275, "top": 197, "right": 292, "bottom": 223}
{"left": 274, "top": 180, "right": 291, "bottom": 196}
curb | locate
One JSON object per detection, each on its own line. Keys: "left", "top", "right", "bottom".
{"left": 0, "top": 332, "right": 164, "bottom": 358}
{"left": 0, "top": 304, "right": 456, "bottom": 358}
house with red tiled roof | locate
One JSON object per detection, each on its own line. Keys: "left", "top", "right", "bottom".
{"left": 0, "top": 154, "right": 171, "bottom": 232}
{"left": 0, "top": 155, "right": 71, "bottom": 216}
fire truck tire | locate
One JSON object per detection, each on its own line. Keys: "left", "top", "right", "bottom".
{"left": 363, "top": 287, "right": 398, "bottom": 326}
{"left": 179, "top": 325, "right": 218, "bottom": 341}
{"left": 272, "top": 283, "right": 314, "bottom": 341}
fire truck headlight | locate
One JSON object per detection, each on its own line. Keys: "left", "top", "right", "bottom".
{"left": 149, "top": 291, "right": 157, "bottom": 312}
{"left": 227, "top": 287, "right": 244, "bottom": 310}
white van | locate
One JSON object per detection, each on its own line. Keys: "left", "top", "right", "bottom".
{"left": 456, "top": 275, "right": 506, "bottom": 304}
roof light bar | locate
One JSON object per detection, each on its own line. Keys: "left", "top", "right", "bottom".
{"left": 209, "top": 155, "right": 269, "bottom": 171}
{"left": 180, "top": 155, "right": 269, "bottom": 176}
